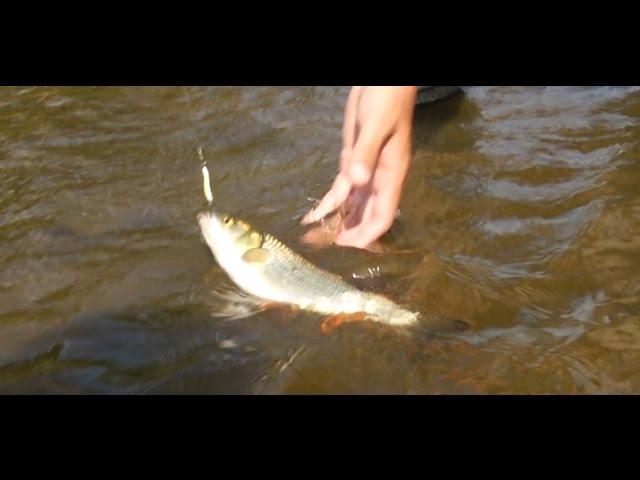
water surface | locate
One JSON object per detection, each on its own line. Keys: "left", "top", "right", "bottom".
{"left": 2, "top": 86, "right": 640, "bottom": 394}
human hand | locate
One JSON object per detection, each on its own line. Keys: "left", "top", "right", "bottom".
{"left": 301, "top": 86, "right": 417, "bottom": 250}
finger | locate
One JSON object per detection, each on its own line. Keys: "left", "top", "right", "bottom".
{"left": 341, "top": 187, "right": 369, "bottom": 229}
{"left": 339, "top": 147, "right": 352, "bottom": 173}
{"left": 300, "top": 173, "right": 352, "bottom": 225}
{"left": 373, "top": 128, "right": 412, "bottom": 194}
{"left": 331, "top": 201, "right": 388, "bottom": 249}
{"left": 337, "top": 144, "right": 405, "bottom": 249}
{"left": 299, "top": 210, "right": 343, "bottom": 246}
{"left": 368, "top": 135, "right": 409, "bottom": 227}
{"left": 347, "top": 118, "right": 390, "bottom": 187}
{"left": 299, "top": 224, "right": 334, "bottom": 247}
{"left": 336, "top": 211, "right": 395, "bottom": 250}
{"left": 302, "top": 86, "right": 362, "bottom": 227}
{"left": 341, "top": 87, "right": 361, "bottom": 162}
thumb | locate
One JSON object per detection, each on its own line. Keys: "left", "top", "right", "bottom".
{"left": 300, "top": 172, "right": 352, "bottom": 225}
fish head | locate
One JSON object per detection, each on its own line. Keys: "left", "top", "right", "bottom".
{"left": 197, "top": 210, "right": 263, "bottom": 262}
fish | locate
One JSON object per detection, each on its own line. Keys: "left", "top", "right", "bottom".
{"left": 197, "top": 166, "right": 419, "bottom": 328}
{"left": 197, "top": 210, "right": 420, "bottom": 327}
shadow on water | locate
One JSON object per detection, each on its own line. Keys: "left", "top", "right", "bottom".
{"left": 0, "top": 304, "right": 282, "bottom": 394}
{"left": 413, "top": 88, "right": 470, "bottom": 148}
{"left": 0, "top": 300, "right": 471, "bottom": 394}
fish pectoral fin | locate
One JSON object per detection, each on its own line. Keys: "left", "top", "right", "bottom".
{"left": 241, "top": 248, "right": 272, "bottom": 264}
{"left": 321, "top": 312, "right": 368, "bottom": 334}
{"left": 258, "top": 301, "right": 300, "bottom": 321}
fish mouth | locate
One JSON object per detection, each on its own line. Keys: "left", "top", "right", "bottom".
{"left": 197, "top": 212, "right": 216, "bottom": 235}
{"left": 197, "top": 211, "right": 216, "bottom": 226}
{"left": 197, "top": 212, "right": 217, "bottom": 249}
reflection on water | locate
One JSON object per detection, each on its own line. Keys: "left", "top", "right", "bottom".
{"left": 2, "top": 86, "right": 640, "bottom": 394}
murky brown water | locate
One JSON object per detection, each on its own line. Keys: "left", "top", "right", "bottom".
{"left": 2, "top": 86, "right": 640, "bottom": 394}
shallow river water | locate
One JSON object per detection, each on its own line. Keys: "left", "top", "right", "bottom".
{"left": 2, "top": 86, "right": 640, "bottom": 394}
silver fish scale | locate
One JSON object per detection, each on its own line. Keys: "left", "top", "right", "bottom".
{"left": 261, "top": 234, "right": 364, "bottom": 301}
{"left": 254, "top": 233, "right": 419, "bottom": 326}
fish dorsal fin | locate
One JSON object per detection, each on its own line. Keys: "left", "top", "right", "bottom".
{"left": 242, "top": 248, "right": 272, "bottom": 264}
